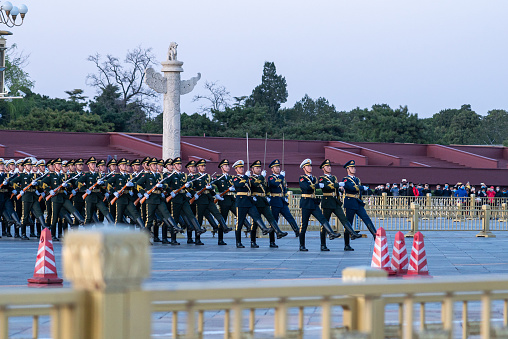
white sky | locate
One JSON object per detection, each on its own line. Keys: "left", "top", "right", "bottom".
{"left": 8, "top": 0, "right": 508, "bottom": 118}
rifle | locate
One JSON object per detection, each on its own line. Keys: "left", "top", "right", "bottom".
{"left": 214, "top": 187, "right": 231, "bottom": 204}
{"left": 263, "top": 132, "right": 267, "bottom": 170}
{"left": 138, "top": 171, "right": 177, "bottom": 205}
{"left": 82, "top": 172, "right": 115, "bottom": 200}
{"left": 43, "top": 173, "right": 82, "bottom": 202}
{"left": 68, "top": 172, "right": 85, "bottom": 199}
{"left": 110, "top": 172, "right": 144, "bottom": 205}
{"left": 165, "top": 172, "right": 207, "bottom": 203}
{"left": 246, "top": 132, "right": 250, "bottom": 169}
{"left": 189, "top": 172, "right": 220, "bottom": 204}
{"left": 282, "top": 133, "right": 285, "bottom": 171}
{"left": 15, "top": 171, "right": 49, "bottom": 200}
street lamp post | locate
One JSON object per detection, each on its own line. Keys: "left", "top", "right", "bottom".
{"left": 0, "top": 1, "right": 27, "bottom": 27}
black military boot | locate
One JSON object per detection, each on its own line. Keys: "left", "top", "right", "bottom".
{"left": 37, "top": 216, "right": 48, "bottom": 231}
{"left": 236, "top": 230, "right": 244, "bottom": 248}
{"left": 289, "top": 219, "right": 300, "bottom": 237}
{"left": 269, "top": 220, "right": 288, "bottom": 239}
{"left": 14, "top": 226, "right": 21, "bottom": 238}
{"left": 204, "top": 211, "right": 219, "bottom": 233}
{"left": 218, "top": 229, "right": 227, "bottom": 245}
{"left": 320, "top": 231, "right": 329, "bottom": 251}
{"left": 170, "top": 232, "right": 180, "bottom": 245}
{"left": 322, "top": 221, "right": 341, "bottom": 240}
{"left": 190, "top": 217, "right": 207, "bottom": 235}
{"left": 195, "top": 234, "right": 204, "bottom": 245}
{"left": 51, "top": 224, "right": 59, "bottom": 242}
{"left": 250, "top": 229, "right": 259, "bottom": 248}
{"left": 344, "top": 245, "right": 355, "bottom": 251}
{"left": 105, "top": 213, "right": 115, "bottom": 225}
{"left": 165, "top": 215, "right": 184, "bottom": 233}
{"left": 21, "top": 225, "right": 29, "bottom": 240}
{"left": 217, "top": 215, "right": 232, "bottom": 233}
{"left": 187, "top": 230, "right": 195, "bottom": 244}
{"left": 342, "top": 220, "right": 362, "bottom": 240}
{"left": 72, "top": 211, "right": 85, "bottom": 226}
{"left": 299, "top": 234, "right": 308, "bottom": 251}
{"left": 161, "top": 224, "right": 170, "bottom": 244}
{"left": 269, "top": 242, "right": 278, "bottom": 248}
{"left": 365, "top": 221, "right": 377, "bottom": 239}
{"left": 253, "top": 217, "right": 273, "bottom": 235}
{"left": 134, "top": 217, "right": 145, "bottom": 229}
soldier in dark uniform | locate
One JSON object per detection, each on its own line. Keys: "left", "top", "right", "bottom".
{"left": 318, "top": 159, "right": 361, "bottom": 252}
{"left": 232, "top": 160, "right": 274, "bottom": 248}
{"left": 70, "top": 158, "right": 86, "bottom": 229}
{"left": 135, "top": 158, "right": 182, "bottom": 243}
{"left": 0, "top": 158, "right": 21, "bottom": 237}
{"left": 166, "top": 157, "right": 205, "bottom": 245}
{"left": 10, "top": 158, "right": 49, "bottom": 240}
{"left": 106, "top": 159, "right": 118, "bottom": 221}
{"left": 42, "top": 158, "right": 85, "bottom": 241}
{"left": 107, "top": 158, "right": 144, "bottom": 228}
{"left": 298, "top": 159, "right": 340, "bottom": 251}
{"left": 342, "top": 160, "right": 377, "bottom": 240}
{"left": 249, "top": 160, "right": 288, "bottom": 247}
{"left": 267, "top": 159, "right": 299, "bottom": 237}
{"left": 214, "top": 159, "right": 252, "bottom": 244}
{"left": 77, "top": 157, "right": 115, "bottom": 225}
{"left": 192, "top": 159, "right": 232, "bottom": 245}
{"left": 185, "top": 160, "right": 199, "bottom": 243}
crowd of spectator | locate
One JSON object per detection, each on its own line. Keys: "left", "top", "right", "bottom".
{"left": 370, "top": 180, "right": 508, "bottom": 198}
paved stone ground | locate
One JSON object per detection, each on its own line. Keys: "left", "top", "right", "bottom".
{"left": 1, "top": 230, "right": 508, "bottom": 338}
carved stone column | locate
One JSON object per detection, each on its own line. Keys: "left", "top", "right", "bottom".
{"left": 63, "top": 229, "right": 151, "bottom": 339}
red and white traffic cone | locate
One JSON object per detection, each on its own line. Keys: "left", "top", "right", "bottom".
{"left": 406, "top": 231, "right": 431, "bottom": 277}
{"left": 28, "top": 228, "right": 63, "bottom": 284}
{"left": 371, "top": 227, "right": 396, "bottom": 275}
{"left": 390, "top": 231, "right": 408, "bottom": 275}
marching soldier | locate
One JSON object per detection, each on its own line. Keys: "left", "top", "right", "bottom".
{"left": 10, "top": 158, "right": 49, "bottom": 240}
{"left": 106, "top": 158, "right": 144, "bottom": 228}
{"left": 267, "top": 159, "right": 300, "bottom": 237}
{"left": 298, "top": 159, "right": 340, "bottom": 251}
{"left": 232, "top": 160, "right": 274, "bottom": 248}
{"left": 135, "top": 157, "right": 183, "bottom": 243}
{"left": 248, "top": 160, "right": 288, "bottom": 247}
{"left": 185, "top": 160, "right": 199, "bottom": 243}
{"left": 77, "top": 157, "right": 115, "bottom": 225}
{"left": 70, "top": 158, "right": 85, "bottom": 229}
{"left": 342, "top": 160, "right": 377, "bottom": 239}
{"left": 0, "top": 158, "right": 21, "bottom": 237}
{"left": 192, "top": 159, "right": 232, "bottom": 245}
{"left": 318, "top": 159, "right": 361, "bottom": 252}
{"left": 42, "top": 158, "right": 85, "bottom": 241}
{"left": 167, "top": 157, "right": 206, "bottom": 245}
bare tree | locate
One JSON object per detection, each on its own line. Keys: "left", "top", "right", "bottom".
{"left": 86, "top": 46, "right": 160, "bottom": 117}
{"left": 192, "top": 81, "right": 231, "bottom": 118}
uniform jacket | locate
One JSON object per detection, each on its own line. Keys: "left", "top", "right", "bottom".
{"left": 233, "top": 174, "right": 254, "bottom": 208}
{"left": 135, "top": 171, "right": 167, "bottom": 205}
{"left": 342, "top": 175, "right": 365, "bottom": 210}
{"left": 318, "top": 174, "right": 343, "bottom": 209}
{"left": 267, "top": 173, "right": 288, "bottom": 208}
{"left": 299, "top": 174, "right": 320, "bottom": 210}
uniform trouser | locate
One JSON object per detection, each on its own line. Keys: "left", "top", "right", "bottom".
{"left": 141, "top": 201, "right": 147, "bottom": 222}
{"left": 146, "top": 202, "right": 171, "bottom": 240}
{"left": 300, "top": 207, "right": 329, "bottom": 248}
{"left": 219, "top": 201, "right": 251, "bottom": 232}
{"left": 323, "top": 206, "right": 352, "bottom": 246}
{"left": 271, "top": 204, "right": 299, "bottom": 235}
{"left": 172, "top": 202, "right": 199, "bottom": 241}
{"left": 235, "top": 205, "right": 263, "bottom": 244}
{"left": 197, "top": 202, "right": 225, "bottom": 242}
{"left": 345, "top": 206, "right": 377, "bottom": 237}
{"left": 254, "top": 204, "right": 278, "bottom": 243}
{"left": 0, "top": 196, "right": 15, "bottom": 234}
{"left": 115, "top": 202, "right": 141, "bottom": 224}
{"left": 84, "top": 198, "right": 110, "bottom": 225}
{"left": 51, "top": 199, "right": 79, "bottom": 227}
{"left": 72, "top": 200, "right": 84, "bottom": 228}
{"left": 21, "top": 200, "right": 44, "bottom": 235}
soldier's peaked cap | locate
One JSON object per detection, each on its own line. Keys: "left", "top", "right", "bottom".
{"left": 269, "top": 159, "right": 281, "bottom": 168}
{"left": 53, "top": 158, "right": 62, "bottom": 165}
{"left": 218, "top": 159, "right": 229, "bottom": 168}
{"left": 196, "top": 159, "right": 207, "bottom": 166}
{"left": 148, "top": 157, "right": 158, "bottom": 165}
{"left": 62, "top": 160, "right": 69, "bottom": 166}
{"left": 157, "top": 159, "right": 165, "bottom": 166}
{"left": 97, "top": 159, "right": 106, "bottom": 166}
{"left": 22, "top": 158, "right": 32, "bottom": 166}
{"left": 320, "top": 159, "right": 331, "bottom": 169}
{"left": 117, "top": 158, "right": 128, "bottom": 166}
{"left": 67, "top": 159, "right": 75, "bottom": 166}
{"left": 141, "top": 156, "right": 151, "bottom": 164}
{"left": 185, "top": 160, "right": 196, "bottom": 168}
{"left": 344, "top": 160, "right": 356, "bottom": 169}
{"left": 74, "top": 158, "right": 84, "bottom": 165}
{"left": 130, "top": 159, "right": 141, "bottom": 166}
{"left": 172, "top": 157, "right": 182, "bottom": 165}
{"left": 107, "top": 159, "right": 117, "bottom": 167}
{"left": 0, "top": 158, "right": 4, "bottom": 165}
{"left": 300, "top": 159, "right": 312, "bottom": 169}
{"left": 250, "top": 160, "right": 262, "bottom": 168}
{"left": 85, "top": 156, "right": 97, "bottom": 164}
{"left": 164, "top": 159, "right": 173, "bottom": 166}
{"left": 233, "top": 160, "right": 244, "bottom": 168}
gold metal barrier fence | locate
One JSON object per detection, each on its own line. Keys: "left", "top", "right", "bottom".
{"left": 3, "top": 228, "right": 508, "bottom": 339}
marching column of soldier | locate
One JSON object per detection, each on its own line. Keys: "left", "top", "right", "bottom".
{"left": 0, "top": 155, "right": 376, "bottom": 251}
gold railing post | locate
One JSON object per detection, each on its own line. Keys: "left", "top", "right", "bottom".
{"left": 405, "top": 203, "right": 418, "bottom": 237}
{"left": 500, "top": 203, "right": 507, "bottom": 222}
{"left": 470, "top": 194, "right": 476, "bottom": 219}
{"left": 477, "top": 205, "right": 496, "bottom": 238}
{"left": 380, "top": 193, "right": 387, "bottom": 220}
{"left": 63, "top": 229, "right": 151, "bottom": 339}
{"left": 423, "top": 193, "right": 431, "bottom": 220}
{"left": 481, "top": 292, "right": 492, "bottom": 339}
{"left": 454, "top": 202, "right": 463, "bottom": 222}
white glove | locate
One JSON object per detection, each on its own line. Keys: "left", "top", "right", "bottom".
{"left": 129, "top": 191, "right": 134, "bottom": 196}
{"left": 156, "top": 183, "right": 163, "bottom": 188}
{"left": 126, "top": 182, "right": 134, "bottom": 187}
{"left": 186, "top": 192, "right": 192, "bottom": 198}
{"left": 114, "top": 192, "right": 120, "bottom": 198}
{"left": 280, "top": 171, "right": 285, "bottom": 177}
{"left": 72, "top": 189, "right": 76, "bottom": 195}
{"left": 245, "top": 170, "right": 251, "bottom": 176}
{"left": 229, "top": 186, "right": 235, "bottom": 192}
{"left": 31, "top": 180, "right": 38, "bottom": 186}
{"left": 215, "top": 194, "right": 224, "bottom": 201}
{"left": 42, "top": 192, "right": 47, "bottom": 197}
{"left": 97, "top": 180, "right": 104, "bottom": 185}
{"left": 3, "top": 180, "right": 8, "bottom": 185}
{"left": 35, "top": 190, "right": 40, "bottom": 196}
{"left": 339, "top": 182, "right": 345, "bottom": 187}
{"left": 86, "top": 189, "right": 91, "bottom": 195}
{"left": 261, "top": 170, "right": 266, "bottom": 177}
{"left": 161, "top": 193, "right": 165, "bottom": 198}
{"left": 194, "top": 194, "right": 200, "bottom": 200}
{"left": 285, "top": 197, "right": 289, "bottom": 203}
{"left": 137, "top": 193, "right": 143, "bottom": 199}
{"left": 267, "top": 197, "right": 271, "bottom": 203}
{"left": 185, "top": 182, "right": 191, "bottom": 188}
{"left": 363, "top": 186, "right": 369, "bottom": 190}
{"left": 252, "top": 196, "right": 257, "bottom": 201}
{"left": 12, "top": 189, "right": 17, "bottom": 195}
{"left": 144, "top": 193, "right": 150, "bottom": 200}
{"left": 206, "top": 184, "right": 212, "bottom": 189}
{"left": 49, "top": 190, "right": 55, "bottom": 196}
{"left": 104, "top": 193, "right": 110, "bottom": 198}
{"left": 319, "top": 183, "right": 325, "bottom": 188}
{"left": 62, "top": 183, "right": 68, "bottom": 187}
{"left": 19, "top": 190, "right": 24, "bottom": 196}
{"left": 171, "top": 191, "right": 176, "bottom": 198}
